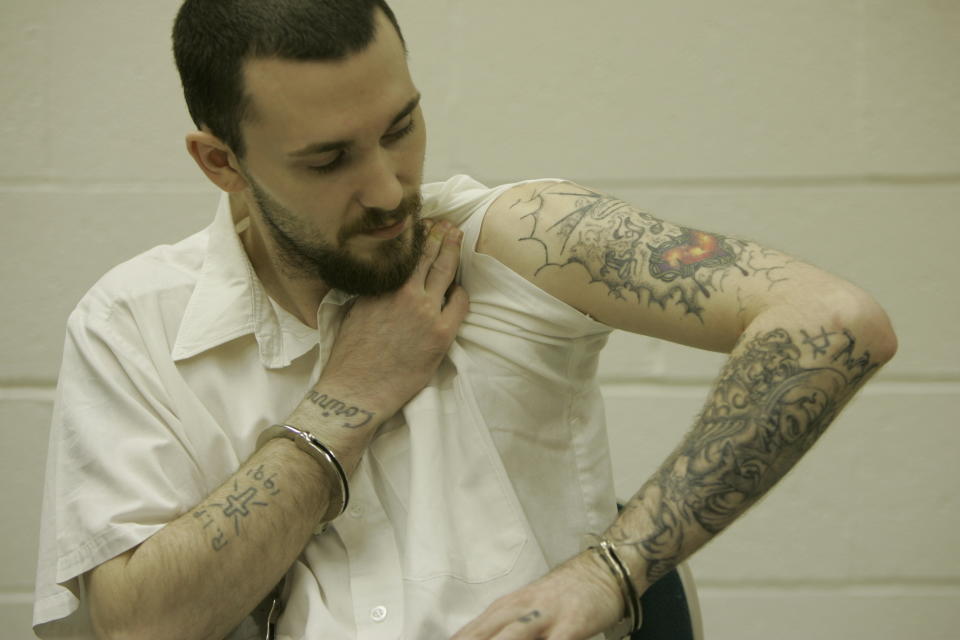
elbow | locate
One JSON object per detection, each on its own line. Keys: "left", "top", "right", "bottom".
{"left": 92, "top": 606, "right": 211, "bottom": 640}
{"left": 92, "top": 615, "right": 205, "bottom": 640}
{"left": 874, "top": 316, "right": 898, "bottom": 365}
{"left": 849, "top": 288, "right": 897, "bottom": 365}
{"left": 88, "top": 558, "right": 194, "bottom": 640}
{"left": 90, "top": 597, "right": 147, "bottom": 640}
{"left": 819, "top": 283, "right": 899, "bottom": 365}
{"left": 90, "top": 611, "right": 133, "bottom": 640}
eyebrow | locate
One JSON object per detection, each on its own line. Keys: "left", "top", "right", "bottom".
{"left": 287, "top": 93, "right": 422, "bottom": 158}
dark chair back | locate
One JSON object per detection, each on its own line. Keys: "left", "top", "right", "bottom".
{"left": 632, "top": 566, "right": 698, "bottom": 640}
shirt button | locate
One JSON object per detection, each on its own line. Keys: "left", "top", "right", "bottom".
{"left": 348, "top": 504, "right": 364, "bottom": 519}
{"left": 370, "top": 605, "right": 388, "bottom": 622}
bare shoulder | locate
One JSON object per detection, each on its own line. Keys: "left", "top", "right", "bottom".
{"left": 477, "top": 180, "right": 606, "bottom": 322}
{"left": 476, "top": 180, "right": 564, "bottom": 280}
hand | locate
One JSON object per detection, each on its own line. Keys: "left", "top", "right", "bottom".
{"left": 451, "top": 549, "right": 625, "bottom": 640}
{"left": 318, "top": 219, "right": 469, "bottom": 413}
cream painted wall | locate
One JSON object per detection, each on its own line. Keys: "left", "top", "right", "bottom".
{"left": 2, "top": 1, "right": 958, "bottom": 638}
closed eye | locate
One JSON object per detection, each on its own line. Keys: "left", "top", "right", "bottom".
{"left": 308, "top": 115, "right": 417, "bottom": 175}
{"left": 308, "top": 151, "right": 346, "bottom": 175}
{"left": 383, "top": 117, "right": 416, "bottom": 143}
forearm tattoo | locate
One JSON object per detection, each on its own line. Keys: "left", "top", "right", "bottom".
{"left": 515, "top": 183, "right": 792, "bottom": 320}
{"left": 192, "top": 465, "right": 280, "bottom": 552}
{"left": 609, "top": 326, "right": 880, "bottom": 583}
{"left": 305, "top": 390, "right": 374, "bottom": 429}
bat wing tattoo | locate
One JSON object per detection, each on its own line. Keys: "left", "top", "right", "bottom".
{"left": 516, "top": 184, "right": 789, "bottom": 322}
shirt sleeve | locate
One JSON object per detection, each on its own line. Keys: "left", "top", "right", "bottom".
{"left": 437, "top": 175, "right": 614, "bottom": 339}
{"left": 33, "top": 291, "right": 205, "bottom": 637}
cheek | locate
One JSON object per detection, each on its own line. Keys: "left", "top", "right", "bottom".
{"left": 416, "top": 117, "right": 428, "bottom": 154}
{"left": 282, "top": 191, "right": 345, "bottom": 237}
{"left": 402, "top": 123, "right": 428, "bottom": 178}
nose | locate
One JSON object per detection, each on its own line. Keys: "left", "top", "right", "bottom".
{"left": 356, "top": 148, "right": 404, "bottom": 212}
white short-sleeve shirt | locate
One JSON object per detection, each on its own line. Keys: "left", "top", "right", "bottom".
{"left": 33, "top": 175, "right": 619, "bottom": 639}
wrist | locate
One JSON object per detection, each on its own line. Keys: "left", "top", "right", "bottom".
{"left": 312, "top": 372, "right": 405, "bottom": 419}
{"left": 565, "top": 546, "right": 631, "bottom": 639}
{"left": 303, "top": 374, "right": 403, "bottom": 426}
{"left": 586, "top": 539, "right": 643, "bottom": 637}
{"left": 256, "top": 425, "right": 350, "bottom": 523}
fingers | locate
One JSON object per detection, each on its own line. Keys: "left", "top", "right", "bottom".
{"left": 489, "top": 610, "right": 550, "bottom": 640}
{"left": 429, "top": 226, "right": 463, "bottom": 294}
{"left": 452, "top": 607, "right": 550, "bottom": 640}
{"left": 441, "top": 282, "right": 470, "bottom": 322}
{"left": 414, "top": 219, "right": 451, "bottom": 278}
{"left": 420, "top": 219, "right": 463, "bottom": 296}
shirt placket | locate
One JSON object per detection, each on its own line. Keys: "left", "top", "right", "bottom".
{"left": 332, "top": 459, "right": 405, "bottom": 639}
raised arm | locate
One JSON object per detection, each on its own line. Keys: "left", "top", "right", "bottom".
{"left": 453, "top": 181, "right": 897, "bottom": 639}
{"left": 86, "top": 220, "right": 467, "bottom": 640}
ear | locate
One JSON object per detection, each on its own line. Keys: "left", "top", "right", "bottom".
{"left": 185, "top": 130, "right": 248, "bottom": 192}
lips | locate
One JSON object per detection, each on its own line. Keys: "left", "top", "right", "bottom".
{"left": 361, "top": 216, "right": 409, "bottom": 239}
{"left": 367, "top": 218, "right": 404, "bottom": 233}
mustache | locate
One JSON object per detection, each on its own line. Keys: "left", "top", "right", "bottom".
{"left": 355, "top": 192, "right": 423, "bottom": 234}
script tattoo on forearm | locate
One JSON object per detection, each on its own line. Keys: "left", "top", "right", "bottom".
{"left": 192, "top": 465, "right": 280, "bottom": 552}
{"left": 610, "top": 326, "right": 879, "bottom": 582}
{"left": 306, "top": 390, "right": 374, "bottom": 429}
{"left": 515, "top": 183, "right": 792, "bottom": 321}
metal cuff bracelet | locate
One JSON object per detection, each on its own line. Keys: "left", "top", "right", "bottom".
{"left": 592, "top": 539, "right": 643, "bottom": 637}
{"left": 257, "top": 424, "right": 350, "bottom": 522}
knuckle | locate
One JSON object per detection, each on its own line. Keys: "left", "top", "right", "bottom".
{"left": 431, "top": 262, "right": 454, "bottom": 279}
{"left": 423, "top": 231, "right": 444, "bottom": 251}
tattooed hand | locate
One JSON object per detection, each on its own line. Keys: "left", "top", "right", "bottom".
{"left": 451, "top": 549, "right": 624, "bottom": 640}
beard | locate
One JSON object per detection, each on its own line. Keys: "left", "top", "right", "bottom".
{"left": 247, "top": 177, "right": 427, "bottom": 296}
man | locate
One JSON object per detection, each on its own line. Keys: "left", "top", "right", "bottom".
{"left": 33, "top": 0, "right": 897, "bottom": 638}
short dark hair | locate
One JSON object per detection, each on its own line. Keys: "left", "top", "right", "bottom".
{"left": 173, "top": 0, "right": 406, "bottom": 158}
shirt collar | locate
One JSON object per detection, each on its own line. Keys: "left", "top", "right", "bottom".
{"left": 171, "top": 192, "right": 356, "bottom": 368}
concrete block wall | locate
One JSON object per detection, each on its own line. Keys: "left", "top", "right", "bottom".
{"left": 1, "top": 1, "right": 957, "bottom": 637}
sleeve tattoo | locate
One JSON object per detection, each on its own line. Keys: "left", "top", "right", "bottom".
{"left": 609, "top": 326, "right": 880, "bottom": 583}
{"left": 509, "top": 182, "right": 889, "bottom": 585}
{"left": 513, "top": 183, "right": 793, "bottom": 320}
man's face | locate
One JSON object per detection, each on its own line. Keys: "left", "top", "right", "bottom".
{"left": 235, "top": 11, "right": 428, "bottom": 295}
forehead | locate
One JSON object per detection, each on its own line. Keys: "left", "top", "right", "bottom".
{"left": 241, "top": 17, "right": 415, "bottom": 153}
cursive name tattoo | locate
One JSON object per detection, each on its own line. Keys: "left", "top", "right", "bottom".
{"left": 306, "top": 390, "right": 374, "bottom": 429}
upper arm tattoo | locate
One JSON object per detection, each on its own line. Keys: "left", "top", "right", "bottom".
{"left": 516, "top": 183, "right": 793, "bottom": 321}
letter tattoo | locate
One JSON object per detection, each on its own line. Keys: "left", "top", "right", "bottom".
{"left": 306, "top": 390, "right": 374, "bottom": 429}
{"left": 192, "top": 468, "right": 281, "bottom": 551}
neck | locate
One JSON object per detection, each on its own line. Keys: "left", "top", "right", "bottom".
{"left": 230, "top": 192, "right": 330, "bottom": 329}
